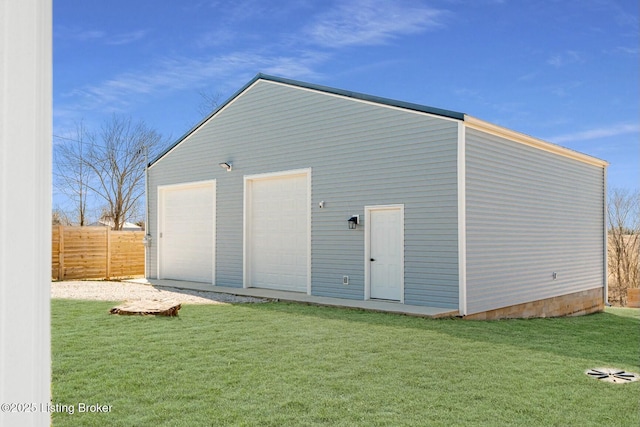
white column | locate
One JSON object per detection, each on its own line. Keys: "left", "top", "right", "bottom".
{"left": 0, "top": 0, "right": 52, "bottom": 425}
{"left": 457, "top": 121, "right": 467, "bottom": 316}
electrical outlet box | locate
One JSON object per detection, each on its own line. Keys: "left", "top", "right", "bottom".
{"left": 343, "top": 275, "right": 349, "bottom": 285}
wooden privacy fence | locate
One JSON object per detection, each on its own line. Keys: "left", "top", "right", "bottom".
{"left": 52, "top": 226, "right": 145, "bottom": 281}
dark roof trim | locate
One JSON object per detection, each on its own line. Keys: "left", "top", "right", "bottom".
{"left": 258, "top": 73, "right": 465, "bottom": 120}
{"left": 149, "top": 73, "right": 465, "bottom": 167}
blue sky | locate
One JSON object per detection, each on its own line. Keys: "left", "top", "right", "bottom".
{"left": 54, "top": 0, "right": 638, "bottom": 200}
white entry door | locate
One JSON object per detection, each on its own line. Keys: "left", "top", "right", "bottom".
{"left": 367, "top": 205, "right": 404, "bottom": 301}
{"left": 245, "top": 170, "right": 309, "bottom": 293}
{"left": 159, "top": 181, "right": 215, "bottom": 283}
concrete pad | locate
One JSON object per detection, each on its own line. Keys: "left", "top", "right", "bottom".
{"left": 125, "top": 278, "right": 458, "bottom": 318}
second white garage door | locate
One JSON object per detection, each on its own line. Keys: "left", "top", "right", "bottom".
{"left": 245, "top": 170, "right": 310, "bottom": 293}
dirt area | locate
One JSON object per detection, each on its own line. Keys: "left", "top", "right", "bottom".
{"left": 51, "top": 280, "right": 266, "bottom": 305}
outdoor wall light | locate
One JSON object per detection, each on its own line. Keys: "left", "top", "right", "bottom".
{"left": 219, "top": 162, "right": 232, "bottom": 172}
{"left": 348, "top": 215, "right": 359, "bottom": 230}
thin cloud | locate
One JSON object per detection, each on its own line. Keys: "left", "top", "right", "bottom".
{"left": 610, "top": 46, "right": 639, "bottom": 56}
{"left": 547, "top": 50, "right": 584, "bottom": 67}
{"left": 549, "top": 123, "right": 639, "bottom": 144}
{"left": 517, "top": 71, "right": 538, "bottom": 81}
{"left": 55, "top": 26, "right": 106, "bottom": 41}
{"left": 195, "top": 28, "right": 237, "bottom": 48}
{"left": 57, "top": 1, "right": 447, "bottom": 118}
{"left": 56, "top": 1, "right": 444, "bottom": 121}
{"left": 261, "top": 54, "right": 327, "bottom": 79}
{"left": 306, "top": 0, "right": 447, "bottom": 48}
{"left": 106, "top": 30, "right": 149, "bottom": 46}
{"left": 550, "top": 80, "right": 584, "bottom": 97}
{"left": 58, "top": 51, "right": 324, "bottom": 113}
{"left": 56, "top": 26, "right": 147, "bottom": 45}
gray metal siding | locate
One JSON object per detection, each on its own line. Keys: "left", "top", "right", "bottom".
{"left": 465, "top": 128, "right": 605, "bottom": 314}
{"left": 148, "top": 80, "right": 460, "bottom": 308}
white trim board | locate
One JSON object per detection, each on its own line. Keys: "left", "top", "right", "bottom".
{"left": 457, "top": 122, "right": 467, "bottom": 316}
{"left": 464, "top": 115, "right": 608, "bottom": 168}
{"left": 602, "top": 167, "right": 608, "bottom": 304}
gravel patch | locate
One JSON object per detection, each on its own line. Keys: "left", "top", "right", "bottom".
{"left": 51, "top": 280, "right": 266, "bottom": 305}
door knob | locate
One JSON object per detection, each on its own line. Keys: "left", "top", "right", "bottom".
{"left": 370, "top": 258, "right": 375, "bottom": 262}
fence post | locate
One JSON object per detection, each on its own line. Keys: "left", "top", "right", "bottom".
{"left": 58, "top": 225, "right": 64, "bottom": 280}
{"left": 106, "top": 227, "right": 111, "bottom": 280}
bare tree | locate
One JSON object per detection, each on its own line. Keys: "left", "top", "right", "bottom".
{"left": 607, "top": 188, "right": 639, "bottom": 306}
{"left": 83, "top": 115, "right": 164, "bottom": 230}
{"left": 54, "top": 115, "right": 165, "bottom": 230}
{"left": 53, "top": 121, "right": 91, "bottom": 225}
{"left": 51, "top": 208, "right": 72, "bottom": 226}
{"left": 196, "top": 88, "right": 221, "bottom": 119}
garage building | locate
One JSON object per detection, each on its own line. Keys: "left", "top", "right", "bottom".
{"left": 146, "top": 73, "right": 608, "bottom": 319}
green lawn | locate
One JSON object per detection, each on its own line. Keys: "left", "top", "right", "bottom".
{"left": 51, "top": 300, "right": 640, "bottom": 426}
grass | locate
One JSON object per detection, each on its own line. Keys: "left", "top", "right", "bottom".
{"left": 51, "top": 300, "right": 640, "bottom": 426}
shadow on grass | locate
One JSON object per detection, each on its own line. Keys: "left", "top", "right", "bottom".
{"left": 239, "top": 301, "right": 640, "bottom": 369}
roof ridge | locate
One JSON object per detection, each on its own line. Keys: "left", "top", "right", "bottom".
{"left": 255, "top": 73, "right": 465, "bottom": 121}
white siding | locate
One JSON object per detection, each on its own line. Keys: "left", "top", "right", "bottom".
{"left": 465, "top": 128, "right": 605, "bottom": 315}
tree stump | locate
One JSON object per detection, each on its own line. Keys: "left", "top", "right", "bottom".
{"left": 110, "top": 299, "right": 181, "bottom": 316}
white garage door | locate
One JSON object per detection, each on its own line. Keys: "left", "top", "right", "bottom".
{"left": 246, "top": 171, "right": 309, "bottom": 293}
{"left": 159, "top": 181, "right": 215, "bottom": 283}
